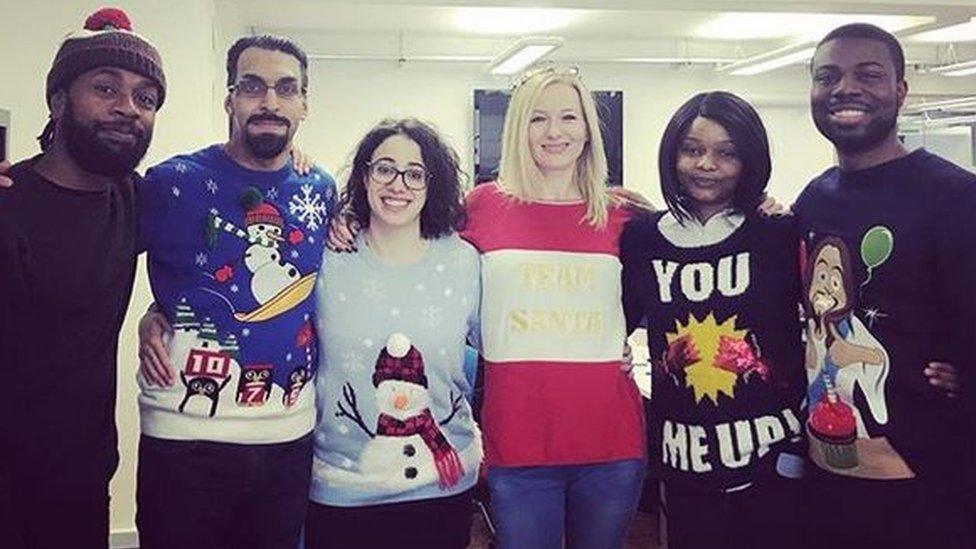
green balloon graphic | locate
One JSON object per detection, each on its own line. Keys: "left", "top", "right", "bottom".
{"left": 861, "top": 226, "right": 893, "bottom": 269}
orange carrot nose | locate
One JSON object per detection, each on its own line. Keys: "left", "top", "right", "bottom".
{"left": 393, "top": 393, "right": 409, "bottom": 410}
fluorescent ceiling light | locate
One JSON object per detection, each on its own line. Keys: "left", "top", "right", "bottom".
{"left": 905, "top": 96, "right": 976, "bottom": 113}
{"left": 453, "top": 8, "right": 584, "bottom": 35}
{"left": 945, "top": 67, "right": 976, "bottom": 77}
{"left": 697, "top": 12, "right": 934, "bottom": 41}
{"left": 721, "top": 45, "right": 816, "bottom": 76}
{"left": 928, "top": 59, "right": 976, "bottom": 76}
{"left": 612, "top": 57, "right": 736, "bottom": 65}
{"left": 900, "top": 114, "right": 976, "bottom": 129}
{"left": 910, "top": 19, "right": 976, "bottom": 43}
{"left": 487, "top": 37, "right": 563, "bottom": 76}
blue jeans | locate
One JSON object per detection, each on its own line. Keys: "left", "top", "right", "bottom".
{"left": 136, "top": 434, "right": 312, "bottom": 549}
{"left": 488, "top": 459, "right": 646, "bottom": 549}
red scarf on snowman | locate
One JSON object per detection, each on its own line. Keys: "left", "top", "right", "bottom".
{"left": 376, "top": 410, "right": 464, "bottom": 489}
{"left": 373, "top": 336, "right": 464, "bottom": 489}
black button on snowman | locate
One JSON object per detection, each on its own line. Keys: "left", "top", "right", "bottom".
{"left": 357, "top": 333, "right": 465, "bottom": 489}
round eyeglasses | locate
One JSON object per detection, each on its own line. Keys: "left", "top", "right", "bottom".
{"left": 367, "top": 162, "right": 429, "bottom": 190}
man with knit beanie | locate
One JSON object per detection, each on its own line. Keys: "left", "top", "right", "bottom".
{"left": 0, "top": 8, "right": 165, "bottom": 549}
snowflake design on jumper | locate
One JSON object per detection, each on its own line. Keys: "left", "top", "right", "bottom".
{"left": 291, "top": 250, "right": 300, "bottom": 260}
{"left": 267, "top": 186, "right": 279, "bottom": 200}
{"left": 420, "top": 305, "right": 442, "bottom": 329}
{"left": 241, "top": 328, "right": 251, "bottom": 337}
{"left": 174, "top": 162, "right": 188, "bottom": 174}
{"left": 286, "top": 353, "right": 293, "bottom": 362}
{"left": 205, "top": 178, "right": 218, "bottom": 194}
{"left": 289, "top": 184, "right": 328, "bottom": 231}
{"left": 171, "top": 186, "right": 181, "bottom": 197}
{"left": 362, "top": 278, "right": 386, "bottom": 300}
{"left": 313, "top": 458, "right": 328, "bottom": 477}
{"left": 195, "top": 252, "right": 208, "bottom": 266}
{"left": 341, "top": 350, "right": 367, "bottom": 373}
{"left": 230, "top": 284, "right": 239, "bottom": 293}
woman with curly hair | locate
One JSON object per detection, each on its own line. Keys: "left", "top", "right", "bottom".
{"left": 305, "top": 118, "right": 482, "bottom": 549}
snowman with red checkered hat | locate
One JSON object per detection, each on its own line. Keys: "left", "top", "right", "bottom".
{"left": 358, "top": 333, "right": 464, "bottom": 490}
{"left": 208, "top": 187, "right": 304, "bottom": 304}
{"left": 238, "top": 189, "right": 301, "bottom": 303}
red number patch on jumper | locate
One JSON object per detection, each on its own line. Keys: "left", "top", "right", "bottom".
{"left": 236, "top": 365, "right": 273, "bottom": 407}
{"left": 184, "top": 349, "right": 232, "bottom": 379}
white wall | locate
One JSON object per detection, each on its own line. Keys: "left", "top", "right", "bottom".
{"left": 299, "top": 58, "right": 976, "bottom": 206}
{"left": 0, "top": 0, "right": 222, "bottom": 541}
{"left": 3, "top": 2, "right": 975, "bottom": 544}
{"left": 299, "top": 60, "right": 835, "bottom": 208}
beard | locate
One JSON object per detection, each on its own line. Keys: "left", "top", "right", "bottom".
{"left": 61, "top": 101, "right": 152, "bottom": 178}
{"left": 245, "top": 113, "right": 291, "bottom": 159}
{"left": 812, "top": 105, "right": 898, "bottom": 155}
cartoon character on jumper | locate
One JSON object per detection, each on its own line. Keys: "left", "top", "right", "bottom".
{"left": 656, "top": 313, "right": 772, "bottom": 405}
{"left": 236, "top": 365, "right": 273, "bottom": 407}
{"left": 335, "top": 333, "right": 466, "bottom": 490}
{"left": 172, "top": 313, "right": 236, "bottom": 418}
{"left": 284, "top": 366, "right": 312, "bottom": 408}
{"left": 283, "top": 320, "right": 315, "bottom": 408}
{"left": 207, "top": 188, "right": 317, "bottom": 323}
{"left": 803, "top": 236, "right": 890, "bottom": 439}
{"left": 179, "top": 374, "right": 232, "bottom": 417}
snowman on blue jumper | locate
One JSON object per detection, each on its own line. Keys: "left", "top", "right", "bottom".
{"left": 352, "top": 333, "right": 464, "bottom": 490}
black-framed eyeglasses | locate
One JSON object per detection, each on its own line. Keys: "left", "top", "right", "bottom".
{"left": 229, "top": 77, "right": 305, "bottom": 100}
{"left": 366, "top": 161, "right": 429, "bottom": 190}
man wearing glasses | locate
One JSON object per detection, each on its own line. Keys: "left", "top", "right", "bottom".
{"left": 133, "top": 35, "right": 335, "bottom": 549}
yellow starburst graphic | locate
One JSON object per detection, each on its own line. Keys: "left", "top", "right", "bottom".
{"left": 666, "top": 313, "right": 748, "bottom": 404}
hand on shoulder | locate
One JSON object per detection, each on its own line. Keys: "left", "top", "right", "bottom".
{"left": 0, "top": 160, "right": 12, "bottom": 189}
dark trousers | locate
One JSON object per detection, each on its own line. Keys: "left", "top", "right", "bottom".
{"left": 136, "top": 433, "right": 312, "bottom": 549}
{"left": 664, "top": 476, "right": 802, "bottom": 549}
{"left": 803, "top": 468, "right": 969, "bottom": 549}
{"left": 305, "top": 489, "right": 474, "bottom": 549}
{"left": 1, "top": 469, "right": 109, "bottom": 549}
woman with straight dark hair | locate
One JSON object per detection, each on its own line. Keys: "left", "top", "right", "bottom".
{"left": 621, "top": 91, "right": 806, "bottom": 549}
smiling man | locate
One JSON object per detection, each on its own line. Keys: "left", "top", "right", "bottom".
{"left": 0, "top": 9, "right": 165, "bottom": 548}
{"left": 132, "top": 35, "right": 335, "bottom": 549}
{"left": 794, "top": 23, "right": 976, "bottom": 548}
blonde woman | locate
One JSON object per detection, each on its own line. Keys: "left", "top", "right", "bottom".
{"left": 461, "top": 69, "right": 645, "bottom": 549}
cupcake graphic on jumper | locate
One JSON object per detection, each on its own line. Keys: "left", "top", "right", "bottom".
{"left": 807, "top": 379, "right": 858, "bottom": 469}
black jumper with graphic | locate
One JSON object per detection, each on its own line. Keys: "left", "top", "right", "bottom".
{"left": 622, "top": 212, "right": 806, "bottom": 491}
{"left": 794, "top": 149, "right": 976, "bottom": 483}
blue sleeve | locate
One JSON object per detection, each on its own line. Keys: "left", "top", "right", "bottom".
{"left": 136, "top": 163, "right": 173, "bottom": 254}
